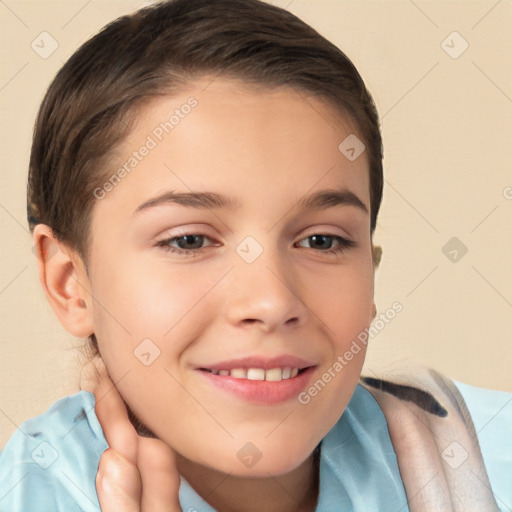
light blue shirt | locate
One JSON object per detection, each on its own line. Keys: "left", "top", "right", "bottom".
{"left": 0, "top": 381, "right": 510, "bottom": 511}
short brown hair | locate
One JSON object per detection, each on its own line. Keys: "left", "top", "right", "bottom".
{"left": 27, "top": 0, "right": 383, "bottom": 345}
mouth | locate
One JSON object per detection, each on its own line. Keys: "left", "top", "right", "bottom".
{"left": 196, "top": 356, "right": 317, "bottom": 404}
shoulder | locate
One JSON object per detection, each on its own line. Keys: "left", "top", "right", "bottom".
{"left": 0, "top": 391, "right": 108, "bottom": 512}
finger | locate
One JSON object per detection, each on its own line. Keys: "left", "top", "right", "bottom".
{"left": 138, "top": 437, "right": 182, "bottom": 512}
{"left": 96, "top": 385, "right": 138, "bottom": 464}
{"left": 82, "top": 356, "right": 138, "bottom": 464}
{"left": 97, "top": 448, "right": 141, "bottom": 512}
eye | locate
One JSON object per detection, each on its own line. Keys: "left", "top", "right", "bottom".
{"left": 156, "top": 233, "right": 216, "bottom": 256}
{"left": 295, "top": 234, "right": 356, "bottom": 254}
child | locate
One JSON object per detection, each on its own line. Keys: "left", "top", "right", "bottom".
{"left": 1, "top": 0, "right": 510, "bottom": 510}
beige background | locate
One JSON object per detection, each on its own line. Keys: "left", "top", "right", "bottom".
{"left": 1, "top": 0, "right": 511, "bottom": 448}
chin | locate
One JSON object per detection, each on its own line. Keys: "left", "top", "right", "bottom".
{"left": 201, "top": 437, "right": 318, "bottom": 478}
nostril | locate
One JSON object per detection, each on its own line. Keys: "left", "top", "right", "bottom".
{"left": 243, "top": 319, "right": 259, "bottom": 325}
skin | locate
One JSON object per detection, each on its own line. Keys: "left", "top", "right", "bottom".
{"left": 34, "top": 77, "right": 378, "bottom": 511}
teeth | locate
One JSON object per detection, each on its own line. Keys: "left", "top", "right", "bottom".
{"left": 230, "top": 368, "right": 247, "bottom": 379}
{"left": 247, "top": 368, "right": 265, "bottom": 381}
{"left": 208, "top": 367, "right": 304, "bottom": 381}
{"left": 265, "top": 368, "right": 283, "bottom": 382}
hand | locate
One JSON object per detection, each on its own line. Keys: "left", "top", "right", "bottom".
{"left": 81, "top": 356, "right": 182, "bottom": 512}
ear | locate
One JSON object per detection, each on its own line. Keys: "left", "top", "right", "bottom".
{"left": 372, "top": 244, "right": 382, "bottom": 270}
{"left": 371, "top": 244, "right": 382, "bottom": 320}
{"left": 32, "top": 224, "right": 94, "bottom": 338}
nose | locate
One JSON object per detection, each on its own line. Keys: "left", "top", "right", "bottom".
{"left": 224, "top": 248, "right": 309, "bottom": 333}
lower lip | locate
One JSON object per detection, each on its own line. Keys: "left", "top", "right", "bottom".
{"left": 197, "top": 367, "right": 316, "bottom": 405}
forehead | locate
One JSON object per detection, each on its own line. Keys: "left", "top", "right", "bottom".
{"left": 94, "top": 78, "right": 370, "bottom": 221}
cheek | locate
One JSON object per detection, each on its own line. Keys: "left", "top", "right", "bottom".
{"left": 91, "top": 258, "right": 199, "bottom": 329}
{"left": 89, "top": 260, "right": 229, "bottom": 375}
{"left": 315, "top": 261, "right": 374, "bottom": 339}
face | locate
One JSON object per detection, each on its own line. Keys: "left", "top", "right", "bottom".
{"left": 84, "top": 77, "right": 375, "bottom": 477}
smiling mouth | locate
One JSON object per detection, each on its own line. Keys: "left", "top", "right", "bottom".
{"left": 197, "top": 363, "right": 316, "bottom": 404}
{"left": 199, "top": 367, "right": 309, "bottom": 381}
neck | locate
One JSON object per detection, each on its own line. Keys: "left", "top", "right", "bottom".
{"left": 176, "top": 447, "right": 320, "bottom": 512}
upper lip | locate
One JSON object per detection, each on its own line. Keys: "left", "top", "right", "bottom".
{"left": 198, "top": 355, "right": 317, "bottom": 371}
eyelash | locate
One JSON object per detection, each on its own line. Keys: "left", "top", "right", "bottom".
{"left": 156, "top": 233, "right": 356, "bottom": 257}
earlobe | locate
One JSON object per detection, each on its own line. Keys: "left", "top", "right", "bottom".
{"left": 33, "top": 224, "right": 94, "bottom": 338}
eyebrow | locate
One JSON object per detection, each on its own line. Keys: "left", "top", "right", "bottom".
{"left": 133, "top": 188, "right": 368, "bottom": 215}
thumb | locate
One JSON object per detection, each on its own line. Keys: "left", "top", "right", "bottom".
{"left": 97, "top": 448, "right": 142, "bottom": 512}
